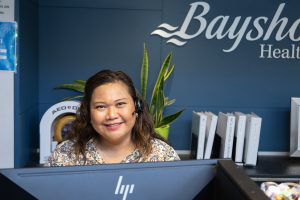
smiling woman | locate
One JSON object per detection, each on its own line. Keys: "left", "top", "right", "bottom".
{"left": 45, "top": 70, "right": 180, "bottom": 167}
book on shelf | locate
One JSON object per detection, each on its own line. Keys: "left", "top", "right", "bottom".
{"left": 203, "top": 112, "right": 218, "bottom": 159}
{"left": 190, "top": 111, "right": 207, "bottom": 159}
{"left": 211, "top": 129, "right": 221, "bottom": 159}
{"left": 232, "top": 112, "right": 247, "bottom": 163}
{"left": 243, "top": 113, "right": 262, "bottom": 166}
{"left": 215, "top": 112, "right": 236, "bottom": 159}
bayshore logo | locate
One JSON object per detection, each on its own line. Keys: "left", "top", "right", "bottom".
{"left": 115, "top": 176, "right": 135, "bottom": 200}
{"left": 151, "top": 1, "right": 300, "bottom": 59}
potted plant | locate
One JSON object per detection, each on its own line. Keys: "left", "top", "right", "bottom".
{"left": 140, "top": 44, "right": 183, "bottom": 140}
{"left": 55, "top": 45, "right": 184, "bottom": 140}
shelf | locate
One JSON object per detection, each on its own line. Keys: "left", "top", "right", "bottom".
{"left": 180, "top": 154, "right": 300, "bottom": 183}
{"left": 241, "top": 156, "right": 300, "bottom": 182}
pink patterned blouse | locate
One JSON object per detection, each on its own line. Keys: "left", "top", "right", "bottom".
{"left": 45, "top": 138, "right": 180, "bottom": 167}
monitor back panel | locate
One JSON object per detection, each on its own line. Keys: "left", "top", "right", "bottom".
{"left": 0, "top": 160, "right": 217, "bottom": 200}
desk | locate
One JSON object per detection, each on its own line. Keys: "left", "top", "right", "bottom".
{"left": 242, "top": 156, "right": 300, "bottom": 183}
{"left": 179, "top": 154, "right": 300, "bottom": 183}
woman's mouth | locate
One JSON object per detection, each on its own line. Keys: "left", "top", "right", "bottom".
{"left": 105, "top": 122, "right": 123, "bottom": 130}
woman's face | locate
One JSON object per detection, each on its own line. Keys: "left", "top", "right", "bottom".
{"left": 90, "top": 81, "right": 136, "bottom": 145}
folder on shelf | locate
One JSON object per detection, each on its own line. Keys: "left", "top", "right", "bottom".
{"left": 215, "top": 112, "right": 236, "bottom": 159}
{"left": 191, "top": 111, "right": 207, "bottom": 159}
{"left": 243, "top": 113, "right": 262, "bottom": 166}
{"left": 232, "top": 112, "right": 247, "bottom": 163}
{"left": 203, "top": 112, "right": 218, "bottom": 159}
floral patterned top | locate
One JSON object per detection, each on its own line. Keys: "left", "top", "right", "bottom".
{"left": 45, "top": 138, "right": 180, "bottom": 167}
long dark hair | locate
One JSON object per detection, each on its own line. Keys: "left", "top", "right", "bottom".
{"left": 67, "top": 69, "right": 160, "bottom": 161}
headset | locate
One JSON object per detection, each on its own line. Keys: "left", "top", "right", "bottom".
{"left": 135, "top": 98, "right": 143, "bottom": 115}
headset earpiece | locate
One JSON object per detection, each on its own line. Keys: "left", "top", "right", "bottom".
{"left": 135, "top": 99, "right": 143, "bottom": 115}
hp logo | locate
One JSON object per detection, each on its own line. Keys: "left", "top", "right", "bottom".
{"left": 115, "top": 176, "right": 135, "bottom": 200}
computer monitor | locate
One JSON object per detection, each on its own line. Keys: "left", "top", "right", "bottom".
{"left": 0, "top": 159, "right": 217, "bottom": 200}
{"left": 290, "top": 97, "right": 300, "bottom": 157}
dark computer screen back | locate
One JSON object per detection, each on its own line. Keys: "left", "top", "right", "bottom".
{"left": 0, "top": 159, "right": 217, "bottom": 200}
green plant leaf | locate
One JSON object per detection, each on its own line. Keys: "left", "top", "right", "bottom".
{"left": 164, "top": 64, "right": 174, "bottom": 81}
{"left": 165, "top": 97, "right": 176, "bottom": 106}
{"left": 74, "top": 80, "right": 86, "bottom": 85}
{"left": 149, "top": 52, "right": 172, "bottom": 109}
{"left": 141, "top": 43, "right": 149, "bottom": 99}
{"left": 154, "top": 84, "right": 165, "bottom": 127}
{"left": 157, "top": 109, "right": 184, "bottom": 128}
{"left": 56, "top": 82, "right": 85, "bottom": 93}
{"left": 61, "top": 95, "right": 84, "bottom": 101}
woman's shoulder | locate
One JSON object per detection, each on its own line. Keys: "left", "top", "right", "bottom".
{"left": 55, "top": 139, "right": 75, "bottom": 152}
{"left": 151, "top": 138, "right": 171, "bottom": 148}
{"left": 44, "top": 140, "right": 77, "bottom": 167}
{"left": 148, "top": 138, "right": 180, "bottom": 161}
{"left": 51, "top": 140, "right": 76, "bottom": 158}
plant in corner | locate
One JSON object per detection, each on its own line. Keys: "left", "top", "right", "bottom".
{"left": 55, "top": 45, "right": 184, "bottom": 140}
{"left": 140, "top": 44, "right": 184, "bottom": 140}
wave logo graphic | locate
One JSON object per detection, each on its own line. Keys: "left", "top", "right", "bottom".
{"left": 151, "top": 24, "right": 187, "bottom": 46}
{"left": 151, "top": 2, "right": 210, "bottom": 47}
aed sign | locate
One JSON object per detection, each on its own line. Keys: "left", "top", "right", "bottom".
{"left": 39, "top": 101, "right": 80, "bottom": 164}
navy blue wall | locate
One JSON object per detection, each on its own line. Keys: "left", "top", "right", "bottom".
{"left": 14, "top": 0, "right": 39, "bottom": 167}
{"left": 19, "top": 0, "right": 298, "bottom": 161}
{"left": 156, "top": 0, "right": 300, "bottom": 151}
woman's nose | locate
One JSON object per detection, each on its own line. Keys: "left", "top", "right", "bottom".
{"left": 106, "top": 106, "right": 117, "bottom": 119}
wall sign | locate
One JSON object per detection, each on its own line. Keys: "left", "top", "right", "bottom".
{"left": 39, "top": 101, "right": 80, "bottom": 164}
{"left": 0, "top": 21, "right": 17, "bottom": 71}
{"left": 152, "top": 1, "right": 300, "bottom": 59}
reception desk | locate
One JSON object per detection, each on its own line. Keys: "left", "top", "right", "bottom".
{"left": 243, "top": 155, "right": 300, "bottom": 183}
{"left": 0, "top": 159, "right": 268, "bottom": 200}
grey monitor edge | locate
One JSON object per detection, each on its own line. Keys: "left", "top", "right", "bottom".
{"left": 0, "top": 159, "right": 218, "bottom": 200}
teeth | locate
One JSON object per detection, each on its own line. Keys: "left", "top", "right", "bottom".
{"left": 106, "top": 123, "right": 121, "bottom": 127}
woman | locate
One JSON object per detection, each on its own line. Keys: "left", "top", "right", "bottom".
{"left": 46, "top": 70, "right": 180, "bottom": 166}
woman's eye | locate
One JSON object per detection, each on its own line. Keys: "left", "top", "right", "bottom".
{"left": 116, "top": 102, "right": 126, "bottom": 107}
{"left": 96, "top": 105, "right": 106, "bottom": 109}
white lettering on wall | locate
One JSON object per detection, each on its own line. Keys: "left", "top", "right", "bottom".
{"left": 151, "top": 1, "right": 300, "bottom": 56}
{"left": 259, "top": 44, "right": 300, "bottom": 59}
